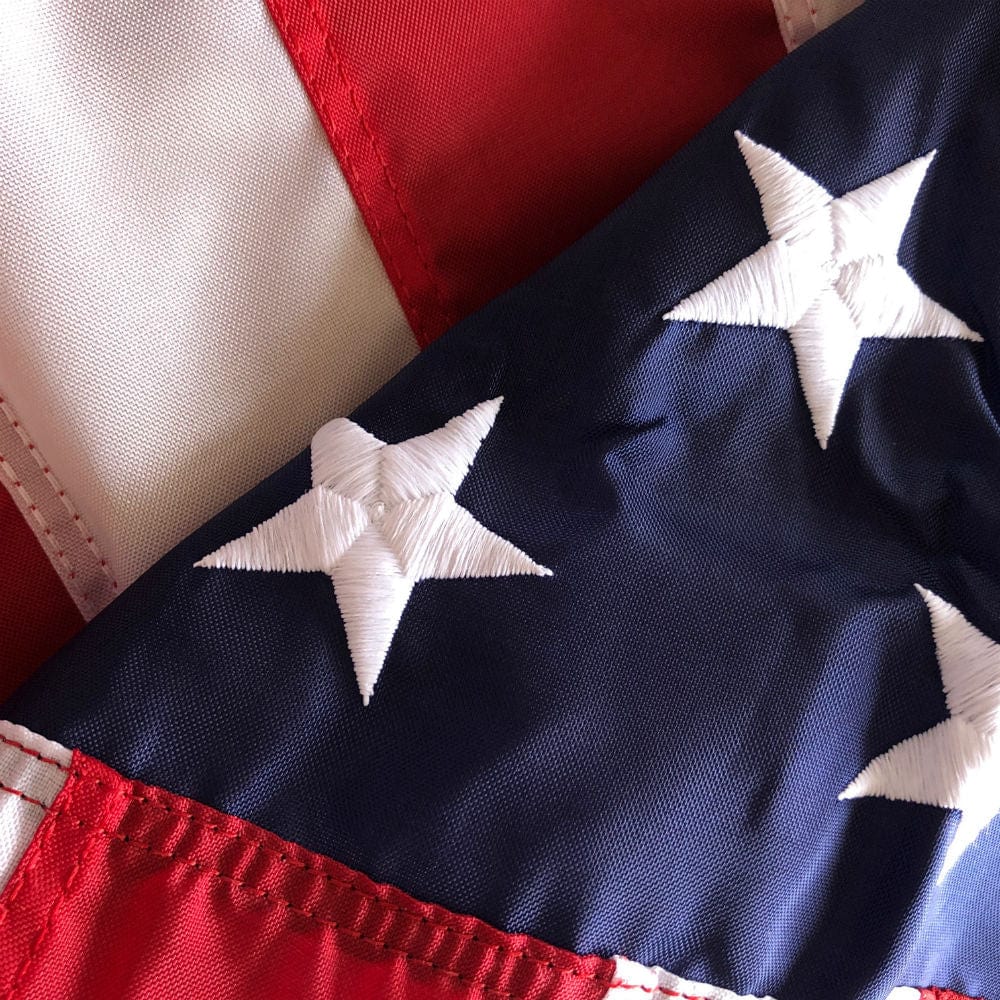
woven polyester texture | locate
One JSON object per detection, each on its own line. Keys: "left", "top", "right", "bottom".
{"left": 0, "top": 748, "right": 614, "bottom": 1000}
{"left": 265, "top": 0, "right": 785, "bottom": 343}
{"left": 0, "top": 0, "right": 416, "bottom": 593}
{"left": 7, "top": 2, "right": 1000, "bottom": 998}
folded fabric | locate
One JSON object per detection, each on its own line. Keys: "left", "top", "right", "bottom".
{"left": 0, "top": 0, "right": 786, "bottom": 693}
{"left": 3, "top": 0, "right": 997, "bottom": 997}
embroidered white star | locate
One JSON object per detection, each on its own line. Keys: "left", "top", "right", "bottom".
{"left": 196, "top": 398, "right": 551, "bottom": 704}
{"left": 664, "top": 133, "right": 982, "bottom": 447}
{"left": 840, "top": 585, "right": 1000, "bottom": 879}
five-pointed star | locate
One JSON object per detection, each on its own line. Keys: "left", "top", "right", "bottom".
{"left": 840, "top": 585, "right": 1000, "bottom": 879}
{"left": 664, "top": 132, "right": 982, "bottom": 447}
{"left": 196, "top": 397, "right": 550, "bottom": 704}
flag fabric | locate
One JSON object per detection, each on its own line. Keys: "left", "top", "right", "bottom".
{"left": 0, "top": 0, "right": 787, "bottom": 696}
{"left": 4, "top": 0, "right": 998, "bottom": 998}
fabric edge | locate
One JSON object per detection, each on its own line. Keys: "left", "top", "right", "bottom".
{"left": 0, "top": 393, "right": 117, "bottom": 620}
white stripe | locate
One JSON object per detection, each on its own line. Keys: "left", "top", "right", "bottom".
{"left": 0, "top": 722, "right": 70, "bottom": 893}
{"left": 0, "top": 0, "right": 417, "bottom": 597}
{"left": 885, "top": 990, "right": 921, "bottom": 1000}
{"left": 607, "top": 957, "right": 775, "bottom": 1000}
{"left": 772, "top": 0, "right": 865, "bottom": 50}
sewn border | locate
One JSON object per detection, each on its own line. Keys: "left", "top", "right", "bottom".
{"left": 264, "top": 0, "right": 454, "bottom": 347}
{"left": 0, "top": 731, "right": 772, "bottom": 1000}
{"left": 0, "top": 392, "right": 118, "bottom": 619}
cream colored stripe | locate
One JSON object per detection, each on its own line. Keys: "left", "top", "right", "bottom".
{"left": 0, "top": 721, "right": 71, "bottom": 894}
{"left": 0, "top": 0, "right": 416, "bottom": 594}
{"left": 607, "top": 956, "right": 775, "bottom": 1000}
{"left": 772, "top": 0, "right": 865, "bottom": 50}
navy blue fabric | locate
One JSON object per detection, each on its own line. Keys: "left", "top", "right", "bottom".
{"left": 8, "top": 2, "right": 1000, "bottom": 996}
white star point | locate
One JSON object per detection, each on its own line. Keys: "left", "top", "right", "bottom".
{"left": 841, "top": 586, "right": 1000, "bottom": 878}
{"left": 664, "top": 136, "right": 981, "bottom": 446}
{"left": 197, "top": 398, "right": 549, "bottom": 703}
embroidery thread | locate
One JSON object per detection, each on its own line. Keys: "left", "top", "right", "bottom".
{"left": 840, "top": 585, "right": 1000, "bottom": 879}
{"left": 196, "top": 398, "right": 550, "bottom": 704}
{"left": 664, "top": 133, "right": 981, "bottom": 448}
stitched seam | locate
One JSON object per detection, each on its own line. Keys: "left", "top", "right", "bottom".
{"left": 4, "top": 792, "right": 103, "bottom": 998}
{"left": 44, "top": 770, "right": 574, "bottom": 973}
{"left": 0, "top": 395, "right": 118, "bottom": 602}
{"left": 0, "top": 451, "right": 93, "bottom": 612}
{"left": 5, "top": 769, "right": 620, "bottom": 981}
{"left": 119, "top": 790, "right": 559, "bottom": 967}
{"left": 267, "top": 0, "right": 427, "bottom": 344}
{"left": 607, "top": 979, "right": 720, "bottom": 999}
{"left": 90, "top": 820, "right": 582, "bottom": 1000}
{"left": 0, "top": 781, "right": 49, "bottom": 811}
{"left": 0, "top": 764, "right": 723, "bottom": 999}
{"left": 0, "top": 740, "right": 728, "bottom": 1000}
{"left": 0, "top": 769, "right": 76, "bottom": 941}
{"left": 0, "top": 396, "right": 117, "bottom": 587}
{"left": 0, "top": 779, "right": 720, "bottom": 1000}
{"left": 0, "top": 734, "right": 71, "bottom": 773}
{"left": 304, "top": 0, "right": 452, "bottom": 324}
{"left": 268, "top": 0, "right": 453, "bottom": 344}
{"left": 25, "top": 796, "right": 599, "bottom": 995}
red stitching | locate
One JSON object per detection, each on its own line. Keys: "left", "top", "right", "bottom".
{"left": 0, "top": 765, "right": 724, "bottom": 1000}
{"left": 0, "top": 732, "right": 70, "bottom": 772}
{"left": 106, "top": 782, "right": 578, "bottom": 971}
{"left": 607, "top": 978, "right": 714, "bottom": 999}
{"left": 0, "top": 781, "right": 49, "bottom": 811}
{"left": 24, "top": 797, "right": 602, "bottom": 998}
{"left": 0, "top": 758, "right": 723, "bottom": 1000}
{"left": 0, "top": 395, "right": 118, "bottom": 604}
{"left": 0, "top": 769, "right": 74, "bottom": 943}
{"left": 268, "top": 0, "right": 453, "bottom": 344}
{"left": 266, "top": 0, "right": 424, "bottom": 342}
{"left": 4, "top": 782, "right": 102, "bottom": 999}
{"left": 97, "top": 822, "right": 566, "bottom": 1000}
{"left": 307, "top": 0, "right": 452, "bottom": 322}
{"left": 84, "top": 779, "right": 572, "bottom": 973}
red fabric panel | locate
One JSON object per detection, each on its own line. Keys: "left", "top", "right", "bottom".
{"left": 918, "top": 991, "right": 984, "bottom": 1000}
{"left": 265, "top": 0, "right": 786, "bottom": 346}
{"left": 0, "top": 748, "right": 617, "bottom": 999}
{"left": 0, "top": 488, "right": 82, "bottom": 702}
{"left": 0, "top": 3, "right": 783, "bottom": 696}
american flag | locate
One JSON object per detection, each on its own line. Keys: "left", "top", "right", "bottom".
{"left": 3, "top": 1, "right": 993, "bottom": 998}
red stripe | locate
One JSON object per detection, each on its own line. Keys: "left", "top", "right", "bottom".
{"left": 0, "top": 751, "right": 616, "bottom": 999}
{"left": 0, "top": 3, "right": 784, "bottom": 693}
{"left": 918, "top": 990, "right": 985, "bottom": 1000}
{"left": 264, "top": 0, "right": 785, "bottom": 347}
{"left": 0, "top": 488, "right": 82, "bottom": 702}
{"left": 265, "top": 0, "right": 454, "bottom": 347}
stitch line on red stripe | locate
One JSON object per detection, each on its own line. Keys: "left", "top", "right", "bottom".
{"left": 53, "top": 768, "right": 576, "bottom": 975}
{"left": 305, "top": 0, "right": 453, "bottom": 323}
{"left": 4, "top": 777, "right": 105, "bottom": 999}
{"left": 36, "top": 802, "right": 606, "bottom": 998}
{"left": 0, "top": 760, "right": 722, "bottom": 1000}
{"left": 99, "top": 822, "right": 578, "bottom": 1000}
{"left": 0, "top": 766, "right": 77, "bottom": 955}
{"left": 266, "top": 0, "right": 426, "bottom": 343}
{"left": 1, "top": 776, "right": 721, "bottom": 1000}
